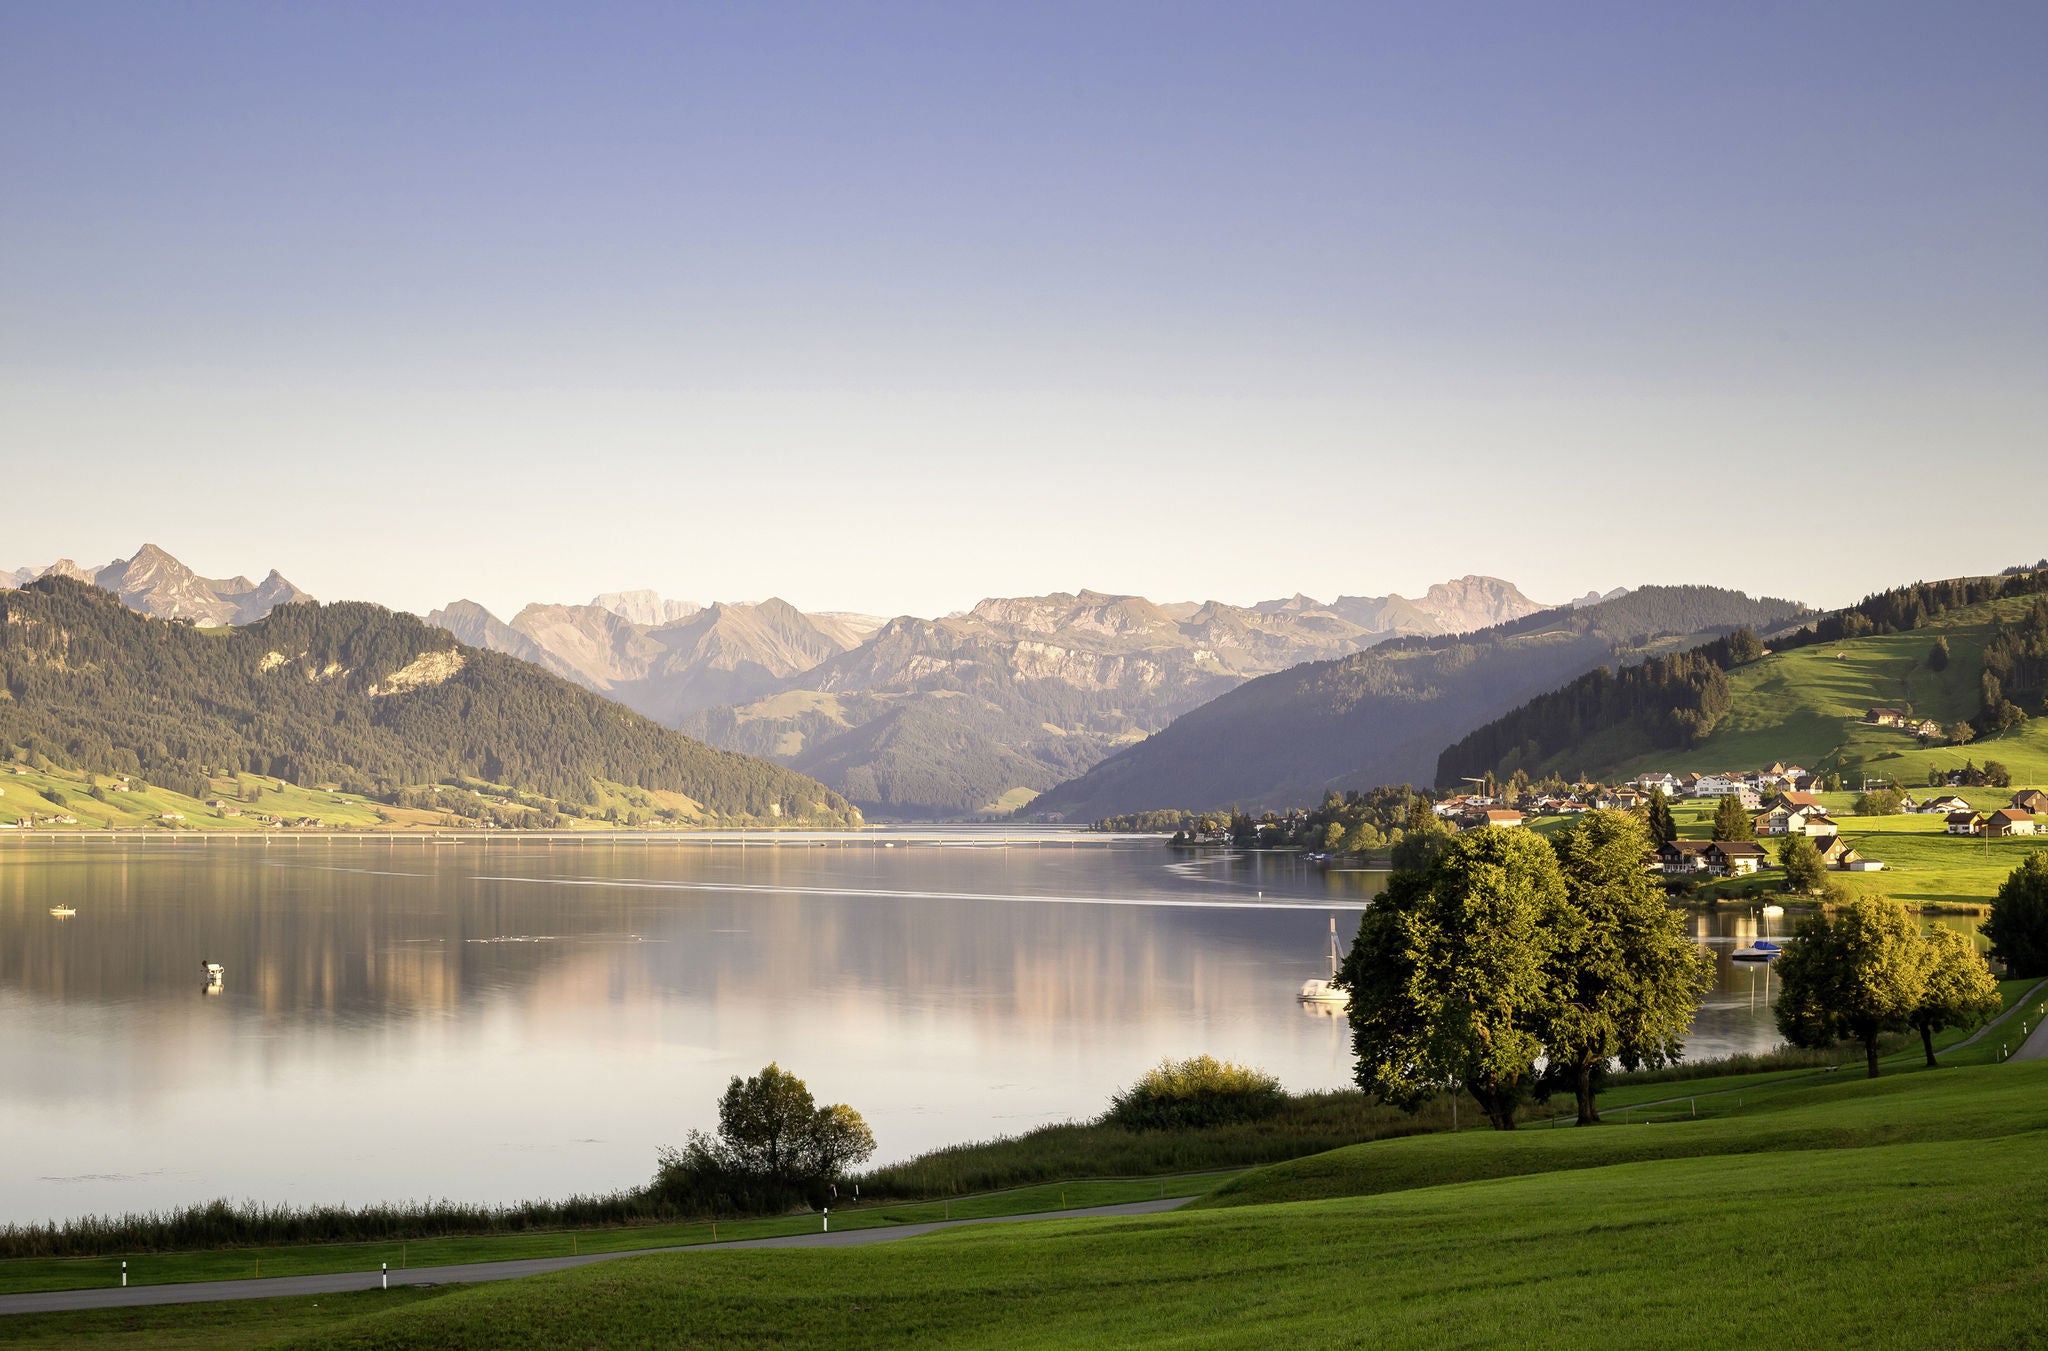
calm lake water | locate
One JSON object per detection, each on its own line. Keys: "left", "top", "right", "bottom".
{"left": 0, "top": 830, "right": 1914, "bottom": 1226}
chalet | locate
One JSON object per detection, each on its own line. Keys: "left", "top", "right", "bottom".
{"left": 1921, "top": 795, "right": 1971, "bottom": 815}
{"left": 2011, "top": 789, "right": 2048, "bottom": 814}
{"left": 1634, "top": 773, "right": 1683, "bottom": 797}
{"left": 1867, "top": 707, "right": 1909, "bottom": 727}
{"left": 1611, "top": 788, "right": 1646, "bottom": 809}
{"left": 1984, "top": 809, "right": 2037, "bottom": 839}
{"left": 1946, "top": 811, "right": 1985, "bottom": 837}
{"left": 1705, "top": 841, "right": 1768, "bottom": 877}
{"left": 1656, "top": 840, "right": 1717, "bottom": 874}
{"left": 1464, "top": 809, "right": 1525, "bottom": 831}
{"left": 1771, "top": 791, "right": 1824, "bottom": 812}
{"left": 1808, "top": 834, "right": 1873, "bottom": 870}
{"left": 1755, "top": 804, "right": 1835, "bottom": 838}
{"left": 1792, "top": 772, "right": 1825, "bottom": 794}
{"left": 1913, "top": 720, "right": 1943, "bottom": 738}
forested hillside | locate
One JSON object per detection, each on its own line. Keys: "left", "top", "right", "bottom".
{"left": 1440, "top": 570, "right": 2048, "bottom": 788}
{"left": 1030, "top": 587, "right": 1806, "bottom": 820}
{"left": 0, "top": 578, "right": 859, "bottom": 825}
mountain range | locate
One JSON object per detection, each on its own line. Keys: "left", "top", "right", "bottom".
{"left": 12, "top": 545, "right": 1677, "bottom": 820}
{"left": 1029, "top": 586, "right": 1810, "bottom": 822}
{"left": 427, "top": 576, "right": 1560, "bottom": 816}
{"left": 3, "top": 545, "right": 313, "bottom": 626}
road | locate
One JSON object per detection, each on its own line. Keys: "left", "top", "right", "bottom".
{"left": 2008, "top": 986, "right": 2048, "bottom": 1061}
{"left": 0, "top": 1197, "right": 1190, "bottom": 1317}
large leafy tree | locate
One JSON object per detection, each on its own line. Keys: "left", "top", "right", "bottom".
{"left": 1986, "top": 850, "right": 2048, "bottom": 977}
{"left": 706, "top": 1063, "right": 876, "bottom": 1182}
{"left": 1344, "top": 827, "right": 1573, "bottom": 1130}
{"left": 1774, "top": 898, "right": 1931, "bottom": 1077}
{"left": 1780, "top": 834, "right": 1829, "bottom": 895}
{"left": 1712, "top": 794, "right": 1752, "bottom": 841}
{"left": 1544, "top": 811, "right": 1712, "bottom": 1124}
{"left": 1909, "top": 929, "right": 2003, "bottom": 1066}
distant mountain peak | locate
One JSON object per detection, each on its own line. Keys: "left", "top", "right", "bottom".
{"left": 2, "top": 544, "right": 311, "bottom": 625}
{"left": 591, "top": 589, "right": 702, "bottom": 628}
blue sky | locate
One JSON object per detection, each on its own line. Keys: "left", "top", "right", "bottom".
{"left": 3, "top": 2, "right": 2043, "bottom": 618}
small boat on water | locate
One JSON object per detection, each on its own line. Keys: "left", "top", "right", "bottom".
{"left": 48, "top": 906, "right": 76, "bottom": 918}
{"left": 1299, "top": 916, "right": 1349, "bottom": 1006}
{"left": 1732, "top": 939, "right": 1783, "bottom": 962}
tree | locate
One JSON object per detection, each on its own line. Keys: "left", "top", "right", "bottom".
{"left": 1855, "top": 788, "right": 1903, "bottom": 817}
{"left": 1779, "top": 834, "right": 1829, "bottom": 894}
{"left": 1949, "top": 722, "right": 1976, "bottom": 746}
{"left": 1774, "top": 898, "right": 1930, "bottom": 1078}
{"left": 1343, "top": 828, "right": 1572, "bottom": 1129}
{"left": 1928, "top": 636, "right": 1950, "bottom": 672}
{"left": 705, "top": 1063, "right": 876, "bottom": 1182}
{"left": 1644, "top": 788, "right": 1677, "bottom": 848}
{"left": 1543, "top": 811, "right": 1711, "bottom": 1124}
{"left": 1984, "top": 760, "right": 2012, "bottom": 789}
{"left": 1712, "top": 794, "right": 1752, "bottom": 841}
{"left": 1986, "top": 850, "right": 2048, "bottom": 977}
{"left": 1908, "top": 929, "right": 2002, "bottom": 1067}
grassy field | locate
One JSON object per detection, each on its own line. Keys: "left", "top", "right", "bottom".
{"left": 9, "top": 1062, "right": 2045, "bottom": 1349}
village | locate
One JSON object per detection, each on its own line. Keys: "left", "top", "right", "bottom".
{"left": 1427, "top": 754, "right": 2044, "bottom": 883}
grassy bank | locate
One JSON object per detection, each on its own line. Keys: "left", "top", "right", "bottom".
{"left": 12, "top": 1064, "right": 2044, "bottom": 1349}
{"left": 857, "top": 1089, "right": 1462, "bottom": 1198}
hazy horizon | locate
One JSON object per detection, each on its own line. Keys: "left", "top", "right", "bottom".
{"left": 6, "top": 3, "right": 2042, "bottom": 619}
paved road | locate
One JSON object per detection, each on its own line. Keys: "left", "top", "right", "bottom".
{"left": 0, "top": 1198, "right": 1190, "bottom": 1317}
{"left": 2008, "top": 986, "right": 2048, "bottom": 1061}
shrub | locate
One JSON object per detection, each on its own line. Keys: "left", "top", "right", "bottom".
{"left": 1106, "top": 1056, "right": 1285, "bottom": 1131}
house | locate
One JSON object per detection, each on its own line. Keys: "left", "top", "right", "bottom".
{"left": 1914, "top": 719, "right": 1943, "bottom": 738}
{"left": 1773, "top": 791, "right": 1824, "bottom": 811}
{"left": 1922, "top": 795, "right": 1971, "bottom": 815}
{"left": 1464, "top": 809, "right": 1525, "bottom": 830}
{"left": 1705, "top": 841, "right": 1769, "bottom": 876}
{"left": 1693, "top": 775, "right": 1745, "bottom": 797}
{"left": 1867, "top": 707, "right": 1909, "bottom": 727}
{"left": 1792, "top": 772, "right": 1825, "bottom": 794}
{"left": 1611, "top": 788, "right": 1645, "bottom": 810}
{"left": 1635, "top": 773, "right": 1682, "bottom": 797}
{"left": 1984, "top": 809, "right": 2037, "bottom": 839}
{"left": 1946, "top": 811, "right": 1985, "bottom": 836}
{"left": 1809, "top": 834, "right": 1866, "bottom": 870}
{"left": 159, "top": 811, "right": 184, "bottom": 821}
{"left": 2011, "top": 789, "right": 2048, "bottom": 814}
{"left": 1755, "top": 804, "right": 1835, "bottom": 837}
{"left": 1656, "top": 840, "right": 1717, "bottom": 874}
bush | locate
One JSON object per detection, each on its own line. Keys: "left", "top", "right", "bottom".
{"left": 1105, "top": 1056, "right": 1285, "bottom": 1131}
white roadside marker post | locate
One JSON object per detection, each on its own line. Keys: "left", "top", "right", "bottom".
{"left": 822, "top": 1208, "right": 829, "bottom": 1233}
{"left": 121, "top": 1261, "right": 126, "bottom": 1288}
{"left": 382, "top": 1262, "right": 388, "bottom": 1289}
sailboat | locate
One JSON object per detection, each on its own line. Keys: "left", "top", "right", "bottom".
{"left": 1733, "top": 906, "right": 1782, "bottom": 962}
{"left": 1299, "top": 916, "right": 1349, "bottom": 1006}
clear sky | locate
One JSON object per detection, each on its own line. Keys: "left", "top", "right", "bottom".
{"left": 4, "top": 2, "right": 2043, "bottom": 620}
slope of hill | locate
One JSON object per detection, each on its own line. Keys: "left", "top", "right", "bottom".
{"left": 1446, "top": 573, "right": 2048, "bottom": 788}
{"left": 1030, "top": 587, "right": 1807, "bottom": 819}
{"left": 2, "top": 544, "right": 313, "bottom": 624}
{"left": 0, "top": 578, "right": 859, "bottom": 825}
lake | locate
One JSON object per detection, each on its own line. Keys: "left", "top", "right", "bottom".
{"left": 0, "top": 829, "right": 1861, "bottom": 1226}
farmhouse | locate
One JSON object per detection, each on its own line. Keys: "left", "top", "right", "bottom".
{"left": 1704, "top": 841, "right": 1768, "bottom": 877}
{"left": 1921, "top": 795, "right": 1971, "bottom": 815}
{"left": 1984, "top": 809, "right": 2037, "bottom": 839}
{"left": 1867, "top": 707, "right": 1909, "bottom": 727}
{"left": 1946, "top": 811, "right": 1986, "bottom": 836}
{"left": 2011, "top": 789, "right": 2048, "bottom": 814}
{"left": 1655, "top": 839, "right": 1716, "bottom": 874}
{"left": 1463, "top": 808, "right": 1525, "bottom": 830}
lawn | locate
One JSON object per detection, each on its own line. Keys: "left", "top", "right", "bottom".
{"left": 10, "top": 1071, "right": 2045, "bottom": 1349}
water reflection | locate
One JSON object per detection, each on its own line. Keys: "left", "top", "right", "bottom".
{"left": 0, "top": 837, "right": 1970, "bottom": 1225}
